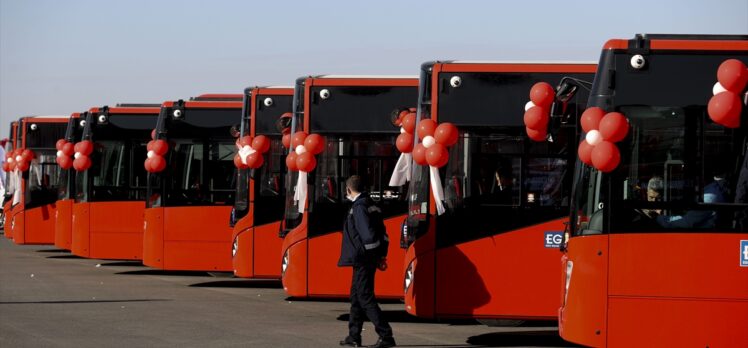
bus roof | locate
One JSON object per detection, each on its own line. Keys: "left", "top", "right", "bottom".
{"left": 604, "top": 33, "right": 748, "bottom": 51}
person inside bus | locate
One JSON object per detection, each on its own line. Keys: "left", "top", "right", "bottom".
{"left": 646, "top": 170, "right": 730, "bottom": 229}
{"left": 642, "top": 176, "right": 664, "bottom": 218}
{"left": 489, "top": 161, "right": 515, "bottom": 205}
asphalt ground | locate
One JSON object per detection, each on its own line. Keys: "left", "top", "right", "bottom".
{"left": 0, "top": 234, "right": 576, "bottom": 348}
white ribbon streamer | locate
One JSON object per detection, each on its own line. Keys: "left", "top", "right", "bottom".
{"left": 429, "top": 166, "right": 445, "bottom": 215}
{"left": 388, "top": 153, "right": 412, "bottom": 187}
{"left": 32, "top": 159, "right": 42, "bottom": 187}
{"left": 12, "top": 169, "right": 21, "bottom": 206}
{"left": 295, "top": 171, "right": 308, "bottom": 213}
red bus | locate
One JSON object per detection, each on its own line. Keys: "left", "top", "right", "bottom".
{"left": 280, "top": 75, "right": 418, "bottom": 298}
{"left": 559, "top": 34, "right": 748, "bottom": 347}
{"left": 3, "top": 120, "right": 19, "bottom": 238}
{"left": 231, "top": 86, "right": 294, "bottom": 278}
{"left": 402, "top": 62, "right": 596, "bottom": 321}
{"left": 143, "top": 94, "right": 243, "bottom": 271}
{"left": 70, "top": 105, "right": 161, "bottom": 259}
{"left": 53, "top": 112, "right": 84, "bottom": 250}
{"left": 10, "top": 116, "right": 69, "bottom": 244}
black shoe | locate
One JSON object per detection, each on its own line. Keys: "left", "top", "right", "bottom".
{"left": 368, "top": 337, "right": 396, "bottom": 348}
{"left": 339, "top": 336, "right": 362, "bottom": 347}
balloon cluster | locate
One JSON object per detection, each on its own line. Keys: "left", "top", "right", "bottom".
{"left": 72, "top": 140, "right": 94, "bottom": 171}
{"left": 55, "top": 139, "right": 75, "bottom": 169}
{"left": 708, "top": 59, "right": 748, "bottom": 128}
{"left": 144, "top": 138, "right": 169, "bottom": 173}
{"left": 577, "top": 107, "right": 629, "bottom": 173}
{"left": 523, "top": 82, "right": 556, "bottom": 141}
{"left": 234, "top": 135, "right": 270, "bottom": 169}
{"left": 411, "top": 119, "right": 458, "bottom": 168}
{"left": 284, "top": 131, "right": 325, "bottom": 173}
{"left": 3, "top": 148, "right": 35, "bottom": 172}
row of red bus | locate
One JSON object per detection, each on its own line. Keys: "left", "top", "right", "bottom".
{"left": 2, "top": 34, "right": 747, "bottom": 347}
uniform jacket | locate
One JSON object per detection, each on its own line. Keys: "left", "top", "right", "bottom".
{"left": 338, "top": 193, "right": 382, "bottom": 267}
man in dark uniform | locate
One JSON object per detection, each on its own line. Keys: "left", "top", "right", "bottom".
{"left": 338, "top": 175, "right": 395, "bottom": 348}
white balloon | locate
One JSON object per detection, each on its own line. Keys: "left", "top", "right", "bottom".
{"left": 15, "top": 156, "right": 22, "bottom": 162}
{"left": 422, "top": 136, "right": 436, "bottom": 148}
{"left": 400, "top": 127, "right": 406, "bottom": 134}
{"left": 295, "top": 145, "right": 307, "bottom": 155}
{"left": 585, "top": 130, "right": 603, "bottom": 146}
{"left": 7, "top": 158, "right": 13, "bottom": 163}
{"left": 524, "top": 101, "right": 536, "bottom": 111}
{"left": 713, "top": 82, "right": 727, "bottom": 96}
{"left": 74, "top": 152, "right": 81, "bottom": 159}
{"left": 56, "top": 150, "right": 64, "bottom": 158}
{"left": 147, "top": 150, "right": 155, "bottom": 159}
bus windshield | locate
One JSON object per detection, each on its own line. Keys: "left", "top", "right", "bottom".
{"left": 24, "top": 121, "right": 66, "bottom": 209}
{"left": 76, "top": 113, "right": 155, "bottom": 202}
{"left": 148, "top": 107, "right": 239, "bottom": 208}
{"left": 414, "top": 128, "right": 573, "bottom": 247}
{"left": 572, "top": 105, "right": 748, "bottom": 235}
{"left": 307, "top": 135, "right": 406, "bottom": 237}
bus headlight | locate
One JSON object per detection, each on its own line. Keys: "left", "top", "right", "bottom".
{"left": 232, "top": 237, "right": 238, "bottom": 257}
{"left": 404, "top": 261, "right": 414, "bottom": 294}
{"left": 564, "top": 260, "right": 573, "bottom": 305}
{"left": 281, "top": 250, "right": 289, "bottom": 276}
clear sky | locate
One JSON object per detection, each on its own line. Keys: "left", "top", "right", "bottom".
{"left": 1, "top": 0, "right": 746, "bottom": 137}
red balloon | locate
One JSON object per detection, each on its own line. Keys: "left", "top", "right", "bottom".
{"left": 303, "top": 134, "right": 325, "bottom": 155}
{"left": 16, "top": 159, "right": 29, "bottom": 172}
{"left": 529, "top": 82, "right": 555, "bottom": 107}
{"left": 412, "top": 143, "right": 428, "bottom": 165}
{"left": 578, "top": 140, "right": 594, "bottom": 165}
{"left": 252, "top": 135, "right": 272, "bottom": 153}
{"left": 238, "top": 135, "right": 253, "bottom": 148}
{"left": 291, "top": 131, "right": 308, "bottom": 148}
{"left": 296, "top": 152, "right": 317, "bottom": 172}
{"left": 580, "top": 107, "right": 605, "bottom": 133}
{"left": 396, "top": 133, "right": 414, "bottom": 153}
{"left": 708, "top": 91, "right": 742, "bottom": 128}
{"left": 78, "top": 140, "right": 94, "bottom": 156}
{"left": 144, "top": 158, "right": 153, "bottom": 172}
{"left": 234, "top": 154, "right": 248, "bottom": 169}
{"left": 56, "top": 139, "right": 67, "bottom": 150}
{"left": 146, "top": 140, "right": 155, "bottom": 152}
{"left": 150, "top": 155, "right": 167, "bottom": 172}
{"left": 417, "top": 119, "right": 437, "bottom": 140}
{"left": 2, "top": 162, "right": 9, "bottom": 172}
{"left": 717, "top": 59, "right": 748, "bottom": 92}
{"left": 401, "top": 113, "right": 417, "bottom": 134}
{"left": 434, "top": 122, "right": 458, "bottom": 146}
{"left": 591, "top": 141, "right": 621, "bottom": 173}
{"left": 21, "top": 149, "right": 35, "bottom": 161}
{"left": 58, "top": 155, "right": 73, "bottom": 170}
{"left": 62, "top": 142, "right": 75, "bottom": 156}
{"left": 286, "top": 152, "right": 299, "bottom": 171}
{"left": 73, "top": 155, "right": 91, "bottom": 172}
{"left": 282, "top": 134, "right": 291, "bottom": 149}
{"left": 526, "top": 127, "right": 547, "bottom": 142}
{"left": 152, "top": 139, "right": 169, "bottom": 156}
{"left": 425, "top": 143, "right": 449, "bottom": 167}
{"left": 246, "top": 152, "right": 264, "bottom": 169}
{"left": 598, "top": 112, "right": 629, "bottom": 142}
{"left": 523, "top": 107, "right": 549, "bottom": 131}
